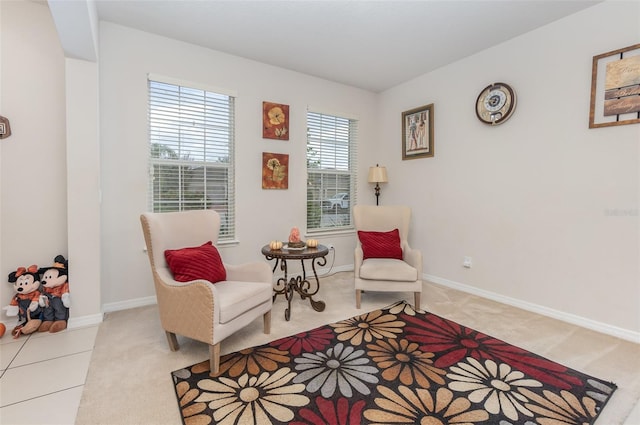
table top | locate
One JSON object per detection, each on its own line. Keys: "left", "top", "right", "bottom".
{"left": 261, "top": 243, "right": 329, "bottom": 260}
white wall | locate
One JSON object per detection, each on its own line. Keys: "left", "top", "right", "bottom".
{"left": 377, "top": 1, "right": 639, "bottom": 335}
{"left": 98, "top": 23, "right": 378, "bottom": 306}
{"left": 0, "top": 1, "right": 68, "bottom": 310}
{"left": 65, "top": 57, "right": 102, "bottom": 321}
{"left": 2, "top": 1, "right": 638, "bottom": 339}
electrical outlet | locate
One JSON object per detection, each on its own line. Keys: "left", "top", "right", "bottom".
{"left": 463, "top": 256, "right": 472, "bottom": 268}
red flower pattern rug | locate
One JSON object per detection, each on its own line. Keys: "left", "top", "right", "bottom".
{"left": 171, "top": 301, "right": 616, "bottom": 425}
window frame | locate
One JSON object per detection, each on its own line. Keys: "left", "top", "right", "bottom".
{"left": 306, "top": 108, "right": 358, "bottom": 235}
{"left": 147, "top": 74, "right": 237, "bottom": 242}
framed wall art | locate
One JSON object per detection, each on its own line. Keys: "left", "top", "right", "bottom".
{"left": 263, "top": 101, "right": 289, "bottom": 140}
{"left": 262, "top": 152, "right": 289, "bottom": 189}
{"left": 402, "top": 103, "right": 434, "bottom": 160}
{"left": 589, "top": 43, "right": 640, "bottom": 128}
{"left": 0, "top": 116, "right": 11, "bottom": 139}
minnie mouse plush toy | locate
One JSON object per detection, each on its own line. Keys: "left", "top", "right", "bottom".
{"left": 3, "top": 265, "right": 43, "bottom": 338}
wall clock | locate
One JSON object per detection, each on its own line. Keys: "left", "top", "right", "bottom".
{"left": 475, "top": 82, "right": 517, "bottom": 125}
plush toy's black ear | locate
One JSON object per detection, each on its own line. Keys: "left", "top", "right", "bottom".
{"left": 54, "top": 255, "right": 67, "bottom": 264}
{"left": 54, "top": 255, "right": 68, "bottom": 271}
{"left": 8, "top": 272, "right": 17, "bottom": 283}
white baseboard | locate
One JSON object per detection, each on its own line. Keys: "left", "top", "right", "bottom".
{"left": 31, "top": 296, "right": 158, "bottom": 330}
{"left": 320, "top": 264, "right": 353, "bottom": 276}
{"left": 68, "top": 313, "right": 104, "bottom": 329}
{"left": 102, "top": 295, "right": 157, "bottom": 313}
{"left": 0, "top": 313, "right": 105, "bottom": 332}
{"left": 425, "top": 273, "right": 640, "bottom": 344}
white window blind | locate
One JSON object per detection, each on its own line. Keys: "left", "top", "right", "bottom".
{"left": 147, "top": 78, "right": 235, "bottom": 240}
{"left": 306, "top": 110, "right": 358, "bottom": 232}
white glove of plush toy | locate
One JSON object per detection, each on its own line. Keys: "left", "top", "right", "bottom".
{"left": 29, "top": 301, "right": 39, "bottom": 312}
{"left": 62, "top": 293, "right": 71, "bottom": 308}
{"left": 39, "top": 295, "right": 48, "bottom": 308}
{"left": 3, "top": 305, "right": 18, "bottom": 317}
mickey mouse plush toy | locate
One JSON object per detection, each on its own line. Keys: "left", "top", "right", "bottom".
{"left": 38, "top": 255, "right": 70, "bottom": 333}
{"left": 4, "top": 265, "right": 43, "bottom": 338}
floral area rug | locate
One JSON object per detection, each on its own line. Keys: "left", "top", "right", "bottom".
{"left": 171, "top": 301, "right": 616, "bottom": 425}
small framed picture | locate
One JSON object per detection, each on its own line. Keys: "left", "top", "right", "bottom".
{"left": 262, "top": 152, "right": 289, "bottom": 189}
{"left": 402, "top": 104, "right": 434, "bottom": 160}
{"left": 263, "top": 101, "right": 289, "bottom": 140}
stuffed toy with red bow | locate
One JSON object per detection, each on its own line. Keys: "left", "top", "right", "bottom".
{"left": 3, "top": 265, "right": 43, "bottom": 338}
{"left": 38, "top": 255, "right": 70, "bottom": 333}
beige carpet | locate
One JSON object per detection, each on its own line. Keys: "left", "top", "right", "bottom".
{"left": 75, "top": 272, "right": 640, "bottom": 424}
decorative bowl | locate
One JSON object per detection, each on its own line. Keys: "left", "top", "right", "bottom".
{"left": 286, "top": 241, "right": 306, "bottom": 249}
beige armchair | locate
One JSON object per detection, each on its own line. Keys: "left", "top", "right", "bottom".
{"left": 353, "top": 205, "right": 423, "bottom": 309}
{"left": 140, "top": 210, "right": 272, "bottom": 377}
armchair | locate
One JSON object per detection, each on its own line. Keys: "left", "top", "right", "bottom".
{"left": 140, "top": 210, "right": 272, "bottom": 377}
{"left": 353, "top": 205, "right": 422, "bottom": 309}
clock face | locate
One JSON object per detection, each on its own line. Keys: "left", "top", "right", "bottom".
{"left": 476, "top": 83, "right": 516, "bottom": 125}
{"left": 484, "top": 90, "right": 506, "bottom": 112}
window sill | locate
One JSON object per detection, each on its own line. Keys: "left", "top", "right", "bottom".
{"left": 218, "top": 239, "right": 240, "bottom": 247}
{"left": 305, "top": 228, "right": 355, "bottom": 238}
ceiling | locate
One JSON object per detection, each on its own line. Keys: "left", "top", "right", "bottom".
{"left": 93, "top": 0, "right": 600, "bottom": 92}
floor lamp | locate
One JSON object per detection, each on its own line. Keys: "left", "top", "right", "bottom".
{"left": 367, "top": 164, "right": 388, "bottom": 205}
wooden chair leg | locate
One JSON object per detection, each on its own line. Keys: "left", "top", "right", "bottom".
{"left": 263, "top": 310, "right": 271, "bottom": 334}
{"left": 356, "top": 289, "right": 362, "bottom": 309}
{"left": 414, "top": 292, "right": 421, "bottom": 310}
{"left": 166, "top": 331, "right": 179, "bottom": 352}
{"left": 209, "top": 343, "right": 221, "bottom": 377}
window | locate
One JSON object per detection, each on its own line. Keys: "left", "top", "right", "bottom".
{"left": 306, "top": 110, "right": 358, "bottom": 232}
{"left": 148, "top": 76, "right": 235, "bottom": 240}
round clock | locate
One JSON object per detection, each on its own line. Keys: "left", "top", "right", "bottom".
{"left": 475, "top": 82, "right": 517, "bottom": 125}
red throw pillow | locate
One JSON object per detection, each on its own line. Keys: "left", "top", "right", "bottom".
{"left": 357, "top": 229, "right": 403, "bottom": 260}
{"left": 164, "top": 241, "right": 226, "bottom": 283}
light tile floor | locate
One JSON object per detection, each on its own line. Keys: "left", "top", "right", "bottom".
{"left": 0, "top": 325, "right": 99, "bottom": 425}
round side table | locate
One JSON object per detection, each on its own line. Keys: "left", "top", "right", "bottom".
{"left": 261, "top": 244, "right": 329, "bottom": 321}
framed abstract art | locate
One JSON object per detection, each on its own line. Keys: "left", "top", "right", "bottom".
{"left": 589, "top": 43, "right": 640, "bottom": 128}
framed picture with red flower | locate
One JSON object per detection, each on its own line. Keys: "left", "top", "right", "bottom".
{"left": 262, "top": 152, "right": 289, "bottom": 189}
{"left": 263, "top": 101, "right": 289, "bottom": 140}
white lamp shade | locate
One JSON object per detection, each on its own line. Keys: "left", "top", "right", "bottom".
{"left": 368, "top": 166, "right": 388, "bottom": 183}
